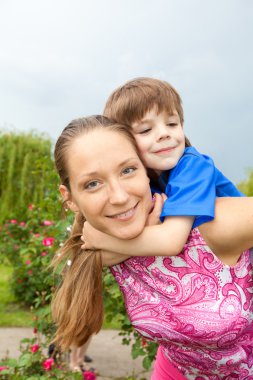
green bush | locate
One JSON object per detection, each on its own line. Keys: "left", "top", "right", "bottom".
{"left": 238, "top": 170, "right": 253, "bottom": 196}
{"left": 0, "top": 131, "right": 59, "bottom": 224}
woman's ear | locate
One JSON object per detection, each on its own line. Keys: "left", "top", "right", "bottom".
{"left": 59, "top": 185, "right": 79, "bottom": 212}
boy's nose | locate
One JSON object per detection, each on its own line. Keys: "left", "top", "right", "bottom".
{"left": 157, "top": 123, "right": 171, "bottom": 141}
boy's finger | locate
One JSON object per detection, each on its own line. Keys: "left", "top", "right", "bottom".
{"left": 152, "top": 193, "right": 163, "bottom": 214}
{"left": 161, "top": 193, "right": 167, "bottom": 202}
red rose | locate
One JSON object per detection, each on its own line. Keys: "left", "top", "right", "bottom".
{"left": 83, "top": 371, "right": 96, "bottom": 380}
{"left": 31, "top": 344, "right": 39, "bottom": 353}
{"left": 43, "top": 220, "right": 53, "bottom": 226}
{"left": 43, "top": 237, "right": 55, "bottom": 246}
{"left": 43, "top": 358, "right": 54, "bottom": 371}
{"left": 0, "top": 366, "right": 8, "bottom": 371}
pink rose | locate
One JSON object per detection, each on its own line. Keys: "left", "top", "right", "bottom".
{"left": 28, "top": 204, "right": 34, "bottom": 210}
{"left": 34, "top": 233, "right": 40, "bottom": 238}
{"left": 28, "top": 270, "right": 33, "bottom": 276}
{"left": 31, "top": 344, "right": 39, "bottom": 353}
{"left": 10, "top": 219, "right": 17, "bottom": 224}
{"left": 0, "top": 366, "right": 8, "bottom": 371}
{"left": 43, "top": 220, "right": 53, "bottom": 226}
{"left": 43, "top": 237, "right": 55, "bottom": 246}
{"left": 26, "top": 260, "right": 31, "bottom": 265}
{"left": 41, "top": 251, "right": 47, "bottom": 256}
{"left": 83, "top": 371, "right": 96, "bottom": 380}
{"left": 43, "top": 358, "right": 54, "bottom": 371}
{"left": 19, "top": 221, "right": 26, "bottom": 227}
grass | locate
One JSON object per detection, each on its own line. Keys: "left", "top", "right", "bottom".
{"left": 0, "top": 264, "right": 33, "bottom": 327}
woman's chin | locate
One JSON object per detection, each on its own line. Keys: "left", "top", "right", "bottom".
{"left": 113, "top": 224, "right": 144, "bottom": 240}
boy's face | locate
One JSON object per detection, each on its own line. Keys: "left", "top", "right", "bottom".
{"left": 131, "top": 107, "right": 185, "bottom": 174}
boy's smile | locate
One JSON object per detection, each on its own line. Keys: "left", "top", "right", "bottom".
{"left": 131, "top": 107, "right": 185, "bottom": 174}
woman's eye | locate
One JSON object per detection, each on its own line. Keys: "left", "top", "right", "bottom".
{"left": 85, "top": 180, "right": 100, "bottom": 190}
{"left": 122, "top": 167, "right": 137, "bottom": 175}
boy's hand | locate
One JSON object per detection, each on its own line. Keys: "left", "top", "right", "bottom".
{"left": 81, "top": 222, "right": 106, "bottom": 250}
{"left": 146, "top": 193, "right": 166, "bottom": 226}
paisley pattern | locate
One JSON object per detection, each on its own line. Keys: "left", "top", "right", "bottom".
{"left": 111, "top": 228, "right": 253, "bottom": 379}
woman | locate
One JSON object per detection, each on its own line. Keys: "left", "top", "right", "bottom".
{"left": 52, "top": 115, "right": 253, "bottom": 379}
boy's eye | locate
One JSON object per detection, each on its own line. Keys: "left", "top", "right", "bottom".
{"left": 139, "top": 128, "right": 151, "bottom": 134}
{"left": 122, "top": 167, "right": 137, "bottom": 175}
{"left": 167, "top": 122, "right": 178, "bottom": 127}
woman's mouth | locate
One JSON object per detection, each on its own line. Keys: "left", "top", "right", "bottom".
{"left": 107, "top": 203, "right": 138, "bottom": 221}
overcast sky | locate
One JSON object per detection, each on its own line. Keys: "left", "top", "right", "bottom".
{"left": 0, "top": 0, "right": 252, "bottom": 184}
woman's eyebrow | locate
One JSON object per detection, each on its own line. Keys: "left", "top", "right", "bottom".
{"left": 78, "top": 158, "right": 139, "bottom": 179}
{"left": 118, "top": 157, "right": 139, "bottom": 166}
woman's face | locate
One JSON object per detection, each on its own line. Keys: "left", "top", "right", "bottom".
{"left": 60, "top": 128, "right": 152, "bottom": 240}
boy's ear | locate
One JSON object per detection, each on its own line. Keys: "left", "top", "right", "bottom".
{"left": 59, "top": 185, "right": 79, "bottom": 212}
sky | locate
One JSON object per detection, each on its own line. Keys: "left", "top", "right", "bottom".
{"left": 0, "top": 0, "right": 252, "bottom": 185}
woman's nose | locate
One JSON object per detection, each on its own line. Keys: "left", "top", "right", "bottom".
{"left": 108, "top": 181, "right": 129, "bottom": 204}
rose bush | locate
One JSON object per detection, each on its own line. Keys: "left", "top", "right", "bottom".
{"left": 0, "top": 330, "right": 85, "bottom": 379}
{"left": 0, "top": 204, "right": 72, "bottom": 308}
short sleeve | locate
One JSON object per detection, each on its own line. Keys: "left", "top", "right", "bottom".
{"left": 160, "top": 152, "right": 216, "bottom": 228}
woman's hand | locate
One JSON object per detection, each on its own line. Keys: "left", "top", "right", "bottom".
{"left": 146, "top": 193, "right": 166, "bottom": 226}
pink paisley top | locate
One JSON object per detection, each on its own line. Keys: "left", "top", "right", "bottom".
{"left": 110, "top": 228, "right": 253, "bottom": 379}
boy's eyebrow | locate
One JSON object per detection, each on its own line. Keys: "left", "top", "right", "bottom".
{"left": 132, "top": 119, "right": 152, "bottom": 127}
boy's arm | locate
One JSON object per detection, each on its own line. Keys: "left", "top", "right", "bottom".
{"left": 101, "top": 250, "right": 131, "bottom": 267}
{"left": 82, "top": 215, "right": 194, "bottom": 257}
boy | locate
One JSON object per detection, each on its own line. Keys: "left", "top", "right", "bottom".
{"left": 82, "top": 77, "right": 243, "bottom": 257}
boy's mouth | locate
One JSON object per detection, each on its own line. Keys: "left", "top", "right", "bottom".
{"left": 154, "top": 146, "right": 176, "bottom": 154}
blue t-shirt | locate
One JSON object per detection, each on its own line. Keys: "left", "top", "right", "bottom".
{"left": 152, "top": 147, "right": 244, "bottom": 228}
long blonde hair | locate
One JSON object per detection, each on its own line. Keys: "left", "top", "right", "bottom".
{"left": 52, "top": 115, "right": 138, "bottom": 349}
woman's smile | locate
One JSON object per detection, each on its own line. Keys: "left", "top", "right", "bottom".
{"left": 106, "top": 202, "right": 139, "bottom": 220}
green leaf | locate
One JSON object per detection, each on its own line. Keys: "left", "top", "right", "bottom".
{"left": 143, "top": 355, "right": 153, "bottom": 370}
{"left": 17, "top": 353, "right": 32, "bottom": 367}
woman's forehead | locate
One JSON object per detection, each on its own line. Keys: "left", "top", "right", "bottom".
{"left": 67, "top": 129, "right": 139, "bottom": 174}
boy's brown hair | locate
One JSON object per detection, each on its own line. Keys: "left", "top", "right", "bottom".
{"left": 104, "top": 77, "right": 184, "bottom": 126}
{"left": 104, "top": 77, "right": 191, "bottom": 147}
